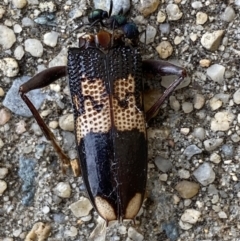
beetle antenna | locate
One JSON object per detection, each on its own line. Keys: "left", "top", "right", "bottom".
{"left": 109, "top": 0, "right": 113, "bottom": 17}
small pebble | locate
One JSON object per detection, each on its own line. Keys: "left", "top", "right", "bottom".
{"left": 154, "top": 156, "right": 172, "bottom": 172}
{"left": 180, "top": 128, "right": 190, "bottom": 135}
{"left": 221, "top": 6, "right": 235, "bottom": 22}
{"left": 193, "top": 162, "right": 215, "bottom": 186}
{"left": 59, "top": 114, "right": 74, "bottom": 131}
{"left": 159, "top": 23, "right": 170, "bottom": 35}
{"left": 190, "top": 33, "right": 197, "bottom": 42}
{"left": 53, "top": 182, "right": 71, "bottom": 198}
{"left": 166, "top": 4, "right": 183, "bottom": 21}
{"left": 181, "top": 209, "right": 201, "bottom": 224}
{"left": 201, "top": 30, "right": 224, "bottom": 51}
{"left": 233, "top": 89, "right": 240, "bottom": 104}
{"left": 0, "top": 168, "right": 8, "bottom": 179}
{"left": 140, "top": 25, "right": 156, "bottom": 44}
{"left": 221, "top": 144, "right": 234, "bottom": 157}
{"left": 0, "top": 57, "right": 19, "bottom": 77}
{"left": 160, "top": 174, "right": 168, "bottom": 181}
{"left": 196, "top": 12, "right": 208, "bottom": 25}
{"left": 13, "top": 24, "right": 22, "bottom": 33}
{"left": 138, "top": 0, "right": 160, "bottom": 17}
{"left": 0, "top": 180, "right": 7, "bottom": 195}
{"left": 24, "top": 39, "right": 44, "bottom": 57}
{"left": 182, "top": 102, "right": 193, "bottom": 113}
{"left": 3, "top": 76, "right": 45, "bottom": 117}
{"left": 49, "top": 120, "right": 58, "bottom": 129}
{"left": 191, "top": 1, "right": 203, "bottom": 9}
{"left": 69, "top": 197, "right": 93, "bottom": 217}
{"left": 179, "top": 219, "right": 192, "bottom": 230}
{"left": 25, "top": 222, "right": 51, "bottom": 241}
{"left": 192, "top": 127, "right": 206, "bottom": 141}
{"left": 211, "top": 111, "right": 235, "bottom": 132}
{"left": 0, "top": 7, "right": 5, "bottom": 19}
{"left": 0, "top": 87, "right": 4, "bottom": 96}
{"left": 156, "top": 41, "right": 173, "bottom": 59}
{"left": 12, "top": 0, "right": 27, "bottom": 8}
{"left": 14, "top": 45, "right": 25, "bottom": 60}
{"left": 178, "top": 169, "right": 190, "bottom": 179}
{"left": 169, "top": 96, "right": 180, "bottom": 111}
{"left": 0, "top": 108, "right": 11, "bottom": 125}
{"left": 39, "top": 1, "right": 57, "bottom": 12}
{"left": 0, "top": 25, "right": 16, "bottom": 49}
{"left": 43, "top": 31, "right": 59, "bottom": 47}
{"left": 157, "top": 10, "right": 166, "bottom": 23}
{"left": 193, "top": 94, "right": 205, "bottom": 109}
{"left": 162, "top": 221, "right": 179, "bottom": 241}
{"left": 42, "top": 206, "right": 50, "bottom": 214}
{"left": 209, "top": 96, "right": 222, "bottom": 110}
{"left": 183, "top": 144, "right": 202, "bottom": 160}
{"left": 65, "top": 226, "right": 78, "bottom": 237}
{"left": 204, "top": 138, "right": 223, "bottom": 151}
{"left": 128, "top": 227, "right": 144, "bottom": 241}
{"left": 175, "top": 181, "right": 200, "bottom": 199}
{"left": 199, "top": 59, "right": 211, "bottom": 67}
{"left": 207, "top": 64, "right": 225, "bottom": 84}
{"left": 15, "top": 120, "right": 26, "bottom": 134}
{"left": 0, "top": 138, "right": 4, "bottom": 149}
{"left": 218, "top": 211, "right": 227, "bottom": 219}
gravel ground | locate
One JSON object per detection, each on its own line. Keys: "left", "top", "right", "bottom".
{"left": 0, "top": 0, "right": 240, "bottom": 240}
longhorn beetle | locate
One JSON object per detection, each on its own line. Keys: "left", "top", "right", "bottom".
{"left": 19, "top": 2, "right": 186, "bottom": 224}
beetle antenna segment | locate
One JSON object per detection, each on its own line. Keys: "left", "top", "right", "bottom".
{"left": 108, "top": 0, "right": 113, "bottom": 18}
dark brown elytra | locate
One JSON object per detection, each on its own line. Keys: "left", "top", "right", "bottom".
{"left": 19, "top": 12, "right": 186, "bottom": 224}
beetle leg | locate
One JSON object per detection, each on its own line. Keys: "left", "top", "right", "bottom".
{"left": 142, "top": 60, "right": 187, "bottom": 122}
{"left": 19, "top": 66, "right": 80, "bottom": 176}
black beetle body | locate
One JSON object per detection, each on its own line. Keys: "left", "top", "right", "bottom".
{"left": 68, "top": 34, "right": 147, "bottom": 222}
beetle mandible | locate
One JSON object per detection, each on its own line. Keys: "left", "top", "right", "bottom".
{"left": 19, "top": 2, "right": 187, "bottom": 224}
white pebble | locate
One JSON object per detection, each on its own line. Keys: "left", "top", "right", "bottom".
{"left": 0, "top": 58, "right": 19, "bottom": 77}
{"left": 206, "top": 64, "right": 225, "bottom": 84}
{"left": 42, "top": 206, "right": 50, "bottom": 214}
{"left": 53, "top": 182, "right": 71, "bottom": 198}
{"left": 12, "top": 0, "right": 27, "bottom": 8}
{"left": 0, "top": 180, "right": 7, "bottom": 194}
{"left": 196, "top": 12, "right": 208, "bottom": 25}
{"left": 169, "top": 96, "right": 180, "bottom": 111}
{"left": 181, "top": 209, "right": 201, "bottom": 224}
{"left": 24, "top": 39, "right": 43, "bottom": 57}
{"left": 218, "top": 211, "right": 227, "bottom": 219}
{"left": 39, "top": 1, "right": 57, "bottom": 12}
{"left": 69, "top": 197, "right": 93, "bottom": 217}
{"left": 193, "top": 93, "right": 205, "bottom": 109}
{"left": 191, "top": 1, "right": 203, "bottom": 9}
{"left": 0, "top": 25, "right": 16, "bottom": 49}
{"left": 14, "top": 45, "right": 25, "bottom": 60}
{"left": 49, "top": 48, "right": 68, "bottom": 67}
{"left": 13, "top": 24, "right": 22, "bottom": 33}
{"left": 59, "top": 114, "right": 74, "bottom": 131}
{"left": 166, "top": 4, "right": 183, "bottom": 21}
{"left": 157, "top": 10, "right": 166, "bottom": 23}
{"left": 209, "top": 96, "right": 222, "bottom": 110}
{"left": 128, "top": 227, "right": 144, "bottom": 241}
{"left": 233, "top": 89, "right": 240, "bottom": 104}
{"left": 0, "top": 168, "right": 8, "bottom": 179}
{"left": 201, "top": 30, "right": 224, "bottom": 51}
{"left": 0, "top": 7, "right": 5, "bottom": 19}
{"left": 182, "top": 102, "right": 193, "bottom": 113}
{"left": 43, "top": 31, "right": 59, "bottom": 47}
{"left": 211, "top": 111, "right": 235, "bottom": 132}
